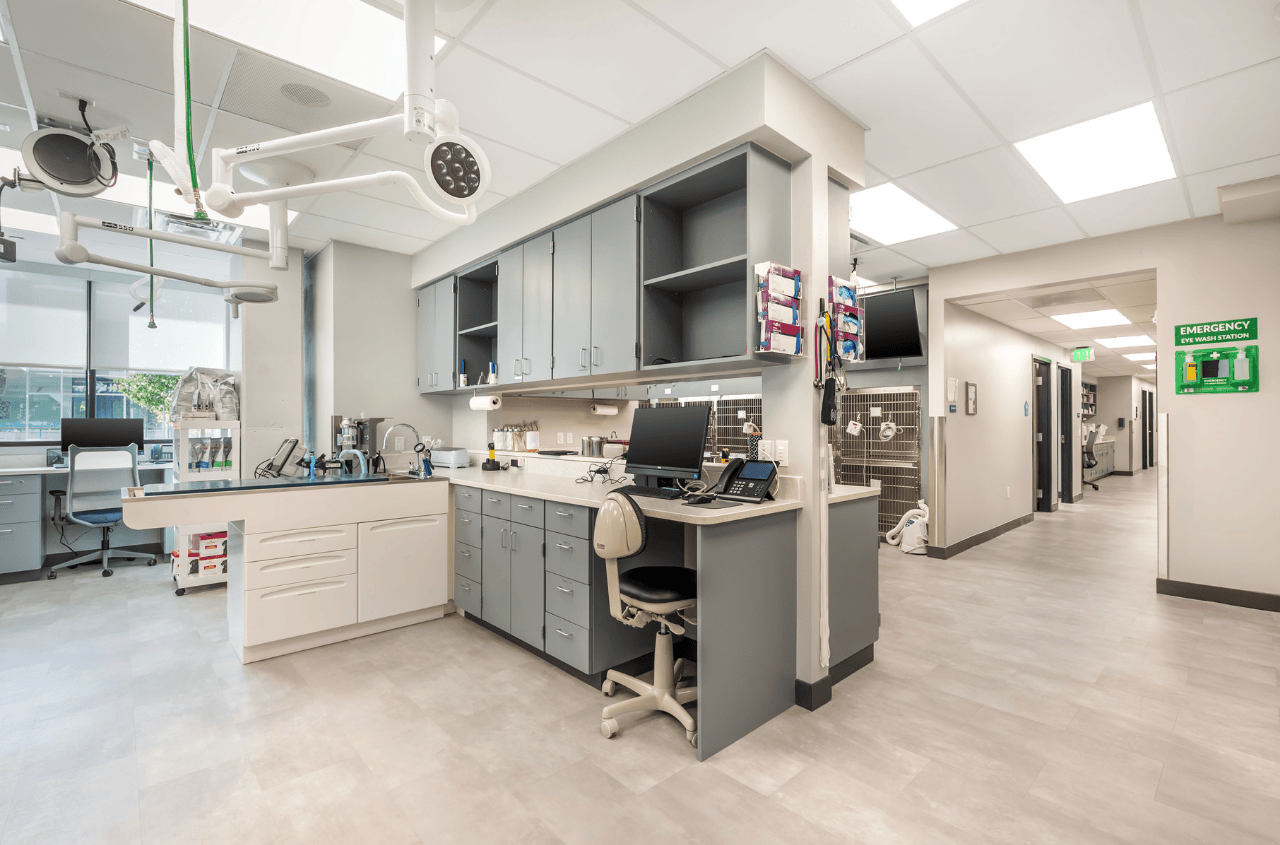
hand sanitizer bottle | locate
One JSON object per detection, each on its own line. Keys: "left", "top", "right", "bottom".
{"left": 1234, "top": 349, "right": 1250, "bottom": 381}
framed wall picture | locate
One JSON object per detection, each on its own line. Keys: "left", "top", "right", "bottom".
{"left": 965, "top": 382, "right": 978, "bottom": 415}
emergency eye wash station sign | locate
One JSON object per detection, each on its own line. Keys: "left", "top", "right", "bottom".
{"left": 1175, "top": 318, "right": 1259, "bottom": 395}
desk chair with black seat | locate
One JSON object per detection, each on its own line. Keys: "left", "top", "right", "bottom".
{"left": 1082, "top": 428, "right": 1100, "bottom": 492}
{"left": 595, "top": 490, "right": 699, "bottom": 747}
{"left": 48, "top": 445, "right": 157, "bottom": 579}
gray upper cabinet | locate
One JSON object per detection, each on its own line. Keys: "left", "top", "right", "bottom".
{"left": 496, "top": 245, "right": 524, "bottom": 385}
{"left": 523, "top": 233, "right": 554, "bottom": 383}
{"left": 417, "top": 278, "right": 455, "bottom": 393}
{"left": 416, "top": 285, "right": 435, "bottom": 394}
{"left": 552, "top": 215, "right": 592, "bottom": 380}
{"left": 590, "top": 196, "right": 639, "bottom": 376}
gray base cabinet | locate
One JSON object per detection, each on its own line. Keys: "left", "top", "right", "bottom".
{"left": 828, "top": 497, "right": 879, "bottom": 672}
{"left": 480, "top": 515, "right": 512, "bottom": 632}
{"left": 509, "top": 523, "right": 544, "bottom": 649}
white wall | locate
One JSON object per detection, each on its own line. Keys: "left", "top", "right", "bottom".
{"left": 1096, "top": 376, "right": 1140, "bottom": 472}
{"left": 928, "top": 215, "right": 1280, "bottom": 596}
{"left": 943, "top": 302, "right": 1082, "bottom": 544}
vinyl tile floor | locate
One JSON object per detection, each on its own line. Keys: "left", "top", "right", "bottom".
{"left": 3, "top": 471, "right": 1279, "bottom": 844}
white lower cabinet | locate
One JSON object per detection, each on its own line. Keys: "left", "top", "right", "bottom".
{"left": 244, "top": 576, "right": 357, "bottom": 646}
{"left": 357, "top": 515, "right": 449, "bottom": 623}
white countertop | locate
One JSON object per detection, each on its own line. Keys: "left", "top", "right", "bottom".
{"left": 828, "top": 484, "right": 880, "bottom": 504}
{"left": 434, "top": 466, "right": 802, "bottom": 526}
{"left": 0, "top": 462, "right": 173, "bottom": 478}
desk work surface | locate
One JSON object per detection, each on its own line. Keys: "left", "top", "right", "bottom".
{"left": 434, "top": 467, "right": 802, "bottom": 525}
{"left": 828, "top": 484, "right": 880, "bottom": 504}
{"left": 0, "top": 462, "right": 173, "bottom": 477}
{"left": 140, "top": 473, "right": 392, "bottom": 497}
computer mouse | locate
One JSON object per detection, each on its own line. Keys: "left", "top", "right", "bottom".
{"left": 684, "top": 494, "right": 715, "bottom": 505}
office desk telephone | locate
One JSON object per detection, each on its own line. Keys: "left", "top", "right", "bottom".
{"left": 713, "top": 458, "right": 777, "bottom": 503}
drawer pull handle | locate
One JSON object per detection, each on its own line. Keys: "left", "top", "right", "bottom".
{"left": 556, "top": 586, "right": 574, "bottom": 594}
{"left": 0, "top": 481, "right": 12, "bottom": 485}
{"left": 459, "top": 550, "right": 471, "bottom": 556}
{"left": 555, "top": 628, "right": 572, "bottom": 638}
{"left": 555, "top": 542, "right": 572, "bottom": 550}
{"left": 486, "top": 497, "right": 501, "bottom": 503}
{"left": 459, "top": 583, "right": 471, "bottom": 591}
{"left": 0, "top": 500, "right": 12, "bottom": 505}
{"left": 555, "top": 510, "right": 573, "bottom": 518}
{"left": 460, "top": 516, "right": 471, "bottom": 523}
{"left": 0, "top": 529, "right": 12, "bottom": 534}
{"left": 516, "top": 503, "right": 532, "bottom": 509}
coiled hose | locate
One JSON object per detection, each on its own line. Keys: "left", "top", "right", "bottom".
{"left": 885, "top": 500, "right": 928, "bottom": 546}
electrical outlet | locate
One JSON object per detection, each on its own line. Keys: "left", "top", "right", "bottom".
{"left": 775, "top": 440, "right": 789, "bottom": 466}
{"left": 759, "top": 440, "right": 774, "bottom": 460}
{"left": 395, "top": 437, "right": 405, "bottom": 451}
{"left": 557, "top": 432, "right": 564, "bottom": 445}
{"left": 567, "top": 432, "right": 573, "bottom": 446}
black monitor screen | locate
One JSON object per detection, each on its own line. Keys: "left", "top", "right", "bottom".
{"left": 864, "top": 289, "right": 924, "bottom": 360}
{"left": 624, "top": 405, "right": 710, "bottom": 480}
{"left": 61, "top": 418, "right": 145, "bottom": 452}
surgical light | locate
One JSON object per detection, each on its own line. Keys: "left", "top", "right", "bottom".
{"left": 1097, "top": 336, "right": 1156, "bottom": 348}
{"left": 1050, "top": 309, "right": 1130, "bottom": 330}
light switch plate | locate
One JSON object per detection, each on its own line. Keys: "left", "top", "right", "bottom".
{"left": 775, "top": 440, "right": 789, "bottom": 466}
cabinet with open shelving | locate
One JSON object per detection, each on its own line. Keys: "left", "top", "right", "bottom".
{"left": 1081, "top": 382, "right": 1098, "bottom": 418}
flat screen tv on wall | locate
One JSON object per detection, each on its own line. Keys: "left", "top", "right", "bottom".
{"left": 863, "top": 289, "right": 924, "bottom": 360}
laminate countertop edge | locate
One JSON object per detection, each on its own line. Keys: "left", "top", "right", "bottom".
{"left": 828, "top": 484, "right": 881, "bottom": 504}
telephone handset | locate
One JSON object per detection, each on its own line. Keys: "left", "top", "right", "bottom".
{"left": 713, "top": 458, "right": 778, "bottom": 503}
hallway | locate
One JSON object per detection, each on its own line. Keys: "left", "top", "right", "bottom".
{"left": 2, "top": 471, "right": 1278, "bottom": 844}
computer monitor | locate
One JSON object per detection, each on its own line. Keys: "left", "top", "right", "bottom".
{"left": 61, "top": 418, "right": 145, "bottom": 452}
{"left": 624, "top": 405, "right": 711, "bottom": 484}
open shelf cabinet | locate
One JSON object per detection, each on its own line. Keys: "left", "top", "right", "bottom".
{"left": 457, "top": 258, "right": 500, "bottom": 386}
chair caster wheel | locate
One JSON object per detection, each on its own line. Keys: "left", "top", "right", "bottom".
{"left": 66, "top": 564, "right": 78, "bottom": 570}
{"left": 601, "top": 680, "right": 616, "bottom": 697}
{"left": 601, "top": 719, "right": 619, "bottom": 739}
{"left": 47, "top": 571, "right": 57, "bottom": 580}
{"left": 175, "top": 588, "right": 186, "bottom": 596}
{"left": 674, "top": 658, "right": 693, "bottom": 683}
{"left": 102, "top": 569, "right": 113, "bottom": 577}
{"left": 687, "top": 729, "right": 697, "bottom": 748}
{"left": 147, "top": 560, "right": 157, "bottom": 566}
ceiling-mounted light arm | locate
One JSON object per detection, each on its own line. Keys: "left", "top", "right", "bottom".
{"left": 211, "top": 170, "right": 478, "bottom": 226}
{"left": 403, "top": 0, "right": 437, "bottom": 143}
{"left": 61, "top": 213, "right": 271, "bottom": 259}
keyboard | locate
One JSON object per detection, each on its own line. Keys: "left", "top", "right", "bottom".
{"left": 614, "top": 484, "right": 684, "bottom": 500}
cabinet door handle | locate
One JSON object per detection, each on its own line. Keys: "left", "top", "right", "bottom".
{"left": 0, "top": 500, "right": 12, "bottom": 506}
{"left": 516, "top": 503, "right": 532, "bottom": 510}
{"left": 459, "top": 583, "right": 471, "bottom": 591}
{"left": 500, "top": 528, "right": 507, "bottom": 548}
{"left": 459, "top": 516, "right": 471, "bottom": 523}
{"left": 524, "top": 358, "right": 531, "bottom": 375}
{"left": 510, "top": 530, "right": 518, "bottom": 551}
{"left": 580, "top": 347, "right": 588, "bottom": 369}
{"left": 486, "top": 497, "right": 501, "bottom": 503}
{"left": 0, "top": 480, "right": 13, "bottom": 485}
{"left": 592, "top": 346, "right": 600, "bottom": 367}
{"left": 555, "top": 628, "right": 572, "bottom": 638}
{"left": 556, "top": 585, "right": 573, "bottom": 594}
{"left": 555, "top": 542, "right": 572, "bottom": 550}
{"left": 554, "top": 510, "right": 572, "bottom": 518}
{"left": 0, "top": 529, "right": 12, "bottom": 534}
{"left": 459, "top": 549, "right": 471, "bottom": 556}
{"left": 514, "top": 358, "right": 522, "bottom": 379}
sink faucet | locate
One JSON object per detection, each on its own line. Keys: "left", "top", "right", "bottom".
{"left": 382, "top": 423, "right": 426, "bottom": 477}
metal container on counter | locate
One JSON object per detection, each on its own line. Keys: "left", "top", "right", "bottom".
{"left": 581, "top": 435, "right": 606, "bottom": 458}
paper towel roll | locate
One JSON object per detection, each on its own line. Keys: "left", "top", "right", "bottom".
{"left": 470, "top": 395, "right": 502, "bottom": 411}
{"left": 590, "top": 404, "right": 618, "bottom": 416}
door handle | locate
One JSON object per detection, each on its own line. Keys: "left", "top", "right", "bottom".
{"left": 514, "top": 358, "right": 522, "bottom": 379}
{"left": 580, "top": 348, "right": 588, "bottom": 369}
{"left": 592, "top": 346, "right": 600, "bottom": 367}
{"left": 500, "top": 528, "right": 507, "bottom": 548}
{"left": 510, "top": 530, "right": 518, "bottom": 551}
{"left": 556, "top": 585, "right": 573, "bottom": 594}
{"left": 524, "top": 358, "right": 531, "bottom": 375}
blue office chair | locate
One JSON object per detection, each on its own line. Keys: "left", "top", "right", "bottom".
{"left": 48, "top": 445, "right": 157, "bottom": 579}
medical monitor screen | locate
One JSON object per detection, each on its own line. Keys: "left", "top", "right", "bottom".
{"left": 624, "top": 405, "right": 711, "bottom": 480}
{"left": 863, "top": 289, "right": 924, "bottom": 360}
{"left": 60, "top": 418, "right": 145, "bottom": 452}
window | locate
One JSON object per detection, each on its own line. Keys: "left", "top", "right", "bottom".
{"left": 1, "top": 269, "right": 230, "bottom": 444}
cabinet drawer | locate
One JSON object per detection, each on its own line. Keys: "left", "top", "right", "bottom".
{"left": 545, "top": 530, "right": 591, "bottom": 584}
{"left": 0, "top": 475, "right": 40, "bottom": 495}
{"left": 545, "top": 502, "right": 591, "bottom": 539}
{"left": 545, "top": 573, "right": 589, "bottom": 629}
{"left": 0, "top": 493, "right": 40, "bottom": 526}
{"left": 454, "top": 510, "right": 482, "bottom": 548}
{"left": 244, "top": 523, "right": 357, "bottom": 562}
{"left": 545, "top": 613, "right": 590, "bottom": 672}
{"left": 481, "top": 490, "right": 511, "bottom": 520}
{"left": 243, "top": 575, "right": 357, "bottom": 646}
{"left": 455, "top": 541, "right": 481, "bottom": 581}
{"left": 510, "top": 495, "right": 544, "bottom": 529}
{"left": 454, "top": 485, "right": 481, "bottom": 514}
{"left": 245, "top": 548, "right": 357, "bottom": 591}
{"left": 455, "top": 573, "right": 481, "bottom": 617}
{"left": 0, "top": 521, "right": 41, "bottom": 574}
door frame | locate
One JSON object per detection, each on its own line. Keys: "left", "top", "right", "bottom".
{"left": 1057, "top": 364, "right": 1073, "bottom": 504}
{"left": 1141, "top": 389, "right": 1150, "bottom": 470}
{"left": 1032, "top": 357, "right": 1054, "bottom": 513}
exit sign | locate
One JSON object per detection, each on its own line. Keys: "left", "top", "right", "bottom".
{"left": 1072, "top": 347, "right": 1095, "bottom": 363}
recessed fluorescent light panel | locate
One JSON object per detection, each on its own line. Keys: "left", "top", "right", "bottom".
{"left": 1124, "top": 352, "right": 1157, "bottom": 361}
{"left": 1014, "top": 102, "right": 1176, "bottom": 203}
{"left": 3, "top": 208, "right": 58, "bottom": 236}
{"left": 888, "top": 0, "right": 969, "bottom": 27}
{"left": 1143, "top": 364, "right": 1156, "bottom": 369}
{"left": 129, "top": 0, "right": 442, "bottom": 98}
{"left": 849, "top": 184, "right": 956, "bottom": 246}
{"left": 1050, "top": 309, "right": 1131, "bottom": 330}
{"left": 1097, "top": 335, "right": 1156, "bottom": 348}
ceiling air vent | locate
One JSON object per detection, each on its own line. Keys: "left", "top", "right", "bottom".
{"left": 280, "top": 83, "right": 332, "bottom": 109}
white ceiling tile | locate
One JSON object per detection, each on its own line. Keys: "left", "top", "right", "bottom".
{"left": 918, "top": 0, "right": 1152, "bottom": 141}
{"left": 851, "top": 247, "right": 928, "bottom": 283}
{"left": 462, "top": 0, "right": 723, "bottom": 124}
{"left": 1066, "top": 179, "right": 1190, "bottom": 237}
{"left": 631, "top": 0, "right": 904, "bottom": 79}
{"left": 1164, "top": 59, "right": 1280, "bottom": 174}
{"left": 1184, "top": 154, "right": 1280, "bottom": 216}
{"left": 893, "top": 228, "right": 998, "bottom": 267}
{"left": 10, "top": 0, "right": 231, "bottom": 104}
{"left": 435, "top": 45, "right": 628, "bottom": 165}
{"left": 1119, "top": 305, "right": 1158, "bottom": 323}
{"left": 963, "top": 299, "right": 1043, "bottom": 322}
{"left": 898, "top": 147, "right": 1057, "bottom": 226}
{"left": 1005, "top": 317, "right": 1069, "bottom": 334}
{"left": 1138, "top": 0, "right": 1280, "bottom": 93}
{"left": 306, "top": 192, "right": 462, "bottom": 242}
{"left": 1099, "top": 280, "right": 1157, "bottom": 307}
{"left": 968, "top": 207, "right": 1085, "bottom": 253}
{"left": 0, "top": 49, "right": 27, "bottom": 110}
{"left": 1035, "top": 329, "right": 1090, "bottom": 344}
{"left": 816, "top": 39, "right": 999, "bottom": 177}
{"left": 290, "top": 213, "right": 432, "bottom": 255}
{"left": 200, "top": 111, "right": 356, "bottom": 189}
{"left": 863, "top": 164, "right": 891, "bottom": 188}
{"left": 362, "top": 130, "right": 557, "bottom": 200}
{"left": 953, "top": 293, "right": 1010, "bottom": 305}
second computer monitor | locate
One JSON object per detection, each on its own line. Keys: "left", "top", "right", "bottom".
{"left": 624, "top": 405, "right": 711, "bottom": 482}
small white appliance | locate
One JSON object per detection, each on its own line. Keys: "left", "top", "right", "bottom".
{"left": 431, "top": 447, "right": 471, "bottom": 468}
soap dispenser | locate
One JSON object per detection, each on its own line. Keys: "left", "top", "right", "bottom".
{"left": 1234, "top": 349, "right": 1250, "bottom": 381}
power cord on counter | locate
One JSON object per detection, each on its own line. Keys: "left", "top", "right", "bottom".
{"left": 576, "top": 454, "right": 629, "bottom": 484}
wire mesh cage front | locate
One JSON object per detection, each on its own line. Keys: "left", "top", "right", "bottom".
{"left": 829, "top": 387, "right": 923, "bottom": 536}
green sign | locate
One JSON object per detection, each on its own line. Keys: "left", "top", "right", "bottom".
{"left": 1176, "top": 318, "right": 1257, "bottom": 346}
{"left": 1175, "top": 346, "right": 1258, "bottom": 394}
{"left": 1071, "top": 347, "right": 1094, "bottom": 362}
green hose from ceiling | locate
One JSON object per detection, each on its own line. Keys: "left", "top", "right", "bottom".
{"left": 181, "top": 0, "right": 207, "bottom": 220}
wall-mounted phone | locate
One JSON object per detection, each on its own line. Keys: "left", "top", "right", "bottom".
{"left": 713, "top": 458, "right": 778, "bottom": 503}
